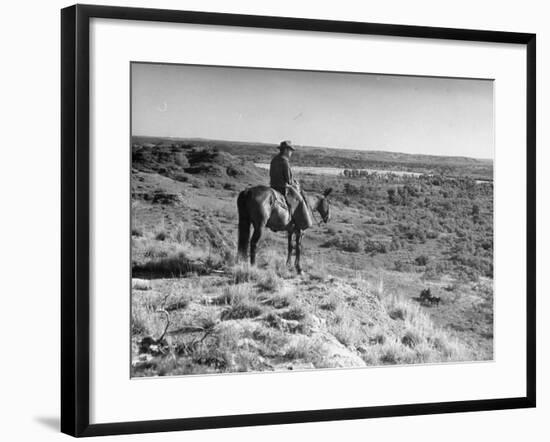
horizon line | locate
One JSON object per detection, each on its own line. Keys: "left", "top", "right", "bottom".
{"left": 132, "top": 133, "right": 494, "bottom": 162}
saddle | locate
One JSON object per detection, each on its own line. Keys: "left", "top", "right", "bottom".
{"left": 270, "top": 185, "right": 313, "bottom": 230}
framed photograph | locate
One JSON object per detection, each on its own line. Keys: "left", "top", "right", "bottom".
{"left": 61, "top": 4, "right": 536, "bottom": 437}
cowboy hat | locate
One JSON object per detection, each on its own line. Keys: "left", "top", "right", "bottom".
{"left": 279, "top": 140, "right": 295, "bottom": 151}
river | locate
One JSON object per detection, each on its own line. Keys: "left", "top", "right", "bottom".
{"left": 254, "top": 163, "right": 423, "bottom": 177}
{"left": 254, "top": 163, "right": 491, "bottom": 185}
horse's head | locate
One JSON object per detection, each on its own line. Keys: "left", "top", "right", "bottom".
{"left": 317, "top": 188, "right": 333, "bottom": 223}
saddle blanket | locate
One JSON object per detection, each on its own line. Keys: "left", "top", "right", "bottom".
{"left": 272, "top": 189, "right": 288, "bottom": 210}
{"left": 270, "top": 186, "right": 313, "bottom": 230}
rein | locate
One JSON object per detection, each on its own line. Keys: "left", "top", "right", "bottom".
{"left": 311, "top": 211, "right": 323, "bottom": 227}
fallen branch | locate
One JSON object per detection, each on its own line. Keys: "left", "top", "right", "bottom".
{"left": 155, "top": 308, "right": 171, "bottom": 341}
{"left": 168, "top": 326, "right": 209, "bottom": 335}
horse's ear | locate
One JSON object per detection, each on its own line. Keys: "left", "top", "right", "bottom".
{"left": 323, "top": 188, "right": 333, "bottom": 198}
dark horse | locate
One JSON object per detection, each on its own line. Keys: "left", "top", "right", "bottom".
{"left": 237, "top": 186, "right": 332, "bottom": 274}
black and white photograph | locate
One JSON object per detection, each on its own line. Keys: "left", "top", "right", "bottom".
{"left": 0, "top": 0, "right": 544, "bottom": 439}
{"left": 130, "top": 62, "right": 494, "bottom": 377}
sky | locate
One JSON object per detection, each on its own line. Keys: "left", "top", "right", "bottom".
{"left": 132, "top": 63, "right": 494, "bottom": 159}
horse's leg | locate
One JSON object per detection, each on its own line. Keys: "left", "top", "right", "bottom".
{"left": 295, "top": 230, "right": 303, "bottom": 274}
{"left": 250, "top": 223, "right": 263, "bottom": 266}
{"left": 286, "top": 230, "right": 293, "bottom": 266}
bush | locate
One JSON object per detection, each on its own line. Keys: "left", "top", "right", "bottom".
{"left": 221, "top": 303, "right": 264, "bottom": 320}
{"left": 322, "top": 234, "right": 364, "bottom": 253}
{"left": 230, "top": 263, "right": 262, "bottom": 284}
{"left": 320, "top": 294, "right": 339, "bottom": 311}
{"left": 415, "top": 255, "right": 429, "bottom": 266}
{"left": 394, "top": 259, "right": 414, "bottom": 272}
{"left": 155, "top": 230, "right": 168, "bottom": 241}
{"left": 172, "top": 222, "right": 186, "bottom": 244}
{"left": 133, "top": 252, "right": 202, "bottom": 277}
{"left": 256, "top": 270, "right": 282, "bottom": 292}
{"left": 280, "top": 305, "right": 306, "bottom": 321}
{"left": 363, "top": 240, "right": 388, "bottom": 254}
{"left": 216, "top": 285, "right": 266, "bottom": 321}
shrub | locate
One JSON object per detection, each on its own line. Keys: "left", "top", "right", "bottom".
{"left": 331, "top": 320, "right": 362, "bottom": 347}
{"left": 230, "top": 263, "right": 262, "bottom": 284}
{"left": 280, "top": 305, "right": 306, "bottom": 321}
{"left": 363, "top": 240, "right": 388, "bottom": 254}
{"left": 383, "top": 295, "right": 420, "bottom": 322}
{"left": 221, "top": 303, "right": 264, "bottom": 320}
{"left": 415, "top": 255, "right": 429, "bottom": 266}
{"left": 321, "top": 234, "right": 364, "bottom": 253}
{"left": 133, "top": 250, "right": 218, "bottom": 278}
{"left": 401, "top": 329, "right": 421, "bottom": 348}
{"left": 257, "top": 293, "right": 291, "bottom": 309}
{"left": 164, "top": 296, "right": 190, "bottom": 311}
{"left": 212, "top": 284, "right": 251, "bottom": 305}
{"left": 256, "top": 269, "right": 282, "bottom": 292}
{"left": 394, "top": 259, "right": 414, "bottom": 272}
{"left": 172, "top": 222, "right": 186, "bottom": 244}
{"left": 155, "top": 230, "right": 168, "bottom": 241}
{"left": 143, "top": 243, "right": 169, "bottom": 259}
{"left": 283, "top": 337, "right": 325, "bottom": 365}
{"left": 377, "top": 339, "right": 414, "bottom": 364}
{"left": 320, "top": 294, "right": 339, "bottom": 311}
{"left": 216, "top": 285, "right": 265, "bottom": 321}
{"left": 131, "top": 315, "right": 148, "bottom": 335}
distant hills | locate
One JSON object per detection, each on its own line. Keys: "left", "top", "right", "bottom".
{"left": 132, "top": 136, "right": 493, "bottom": 180}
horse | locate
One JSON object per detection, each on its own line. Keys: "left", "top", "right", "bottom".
{"left": 237, "top": 185, "right": 332, "bottom": 274}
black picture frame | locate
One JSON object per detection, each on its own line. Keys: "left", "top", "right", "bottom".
{"left": 61, "top": 4, "right": 536, "bottom": 437}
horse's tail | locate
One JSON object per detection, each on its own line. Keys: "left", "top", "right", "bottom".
{"left": 237, "top": 190, "right": 251, "bottom": 260}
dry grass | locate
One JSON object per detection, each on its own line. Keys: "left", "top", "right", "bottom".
{"left": 229, "top": 263, "right": 284, "bottom": 293}
{"left": 283, "top": 336, "right": 326, "bottom": 367}
{"left": 131, "top": 242, "right": 475, "bottom": 377}
{"left": 256, "top": 269, "right": 282, "bottom": 292}
{"left": 328, "top": 304, "right": 363, "bottom": 347}
{"left": 214, "top": 284, "right": 267, "bottom": 321}
{"left": 355, "top": 291, "right": 472, "bottom": 366}
{"left": 319, "top": 293, "right": 339, "bottom": 311}
{"left": 230, "top": 263, "right": 263, "bottom": 284}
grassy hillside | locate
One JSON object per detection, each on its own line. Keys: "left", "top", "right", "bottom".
{"left": 132, "top": 262, "right": 472, "bottom": 376}
{"left": 131, "top": 138, "right": 493, "bottom": 376}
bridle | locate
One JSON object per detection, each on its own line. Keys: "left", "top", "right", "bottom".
{"left": 294, "top": 186, "right": 327, "bottom": 227}
{"left": 309, "top": 196, "right": 327, "bottom": 227}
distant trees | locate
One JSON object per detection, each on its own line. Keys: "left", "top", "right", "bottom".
{"left": 289, "top": 162, "right": 492, "bottom": 282}
{"left": 321, "top": 233, "right": 388, "bottom": 255}
{"left": 387, "top": 184, "right": 420, "bottom": 205}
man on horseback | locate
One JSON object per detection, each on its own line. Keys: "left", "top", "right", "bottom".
{"left": 237, "top": 141, "right": 332, "bottom": 272}
{"left": 269, "top": 140, "right": 312, "bottom": 226}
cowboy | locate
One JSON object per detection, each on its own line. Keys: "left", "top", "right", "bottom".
{"left": 269, "top": 140, "right": 314, "bottom": 231}
{"left": 270, "top": 140, "right": 296, "bottom": 197}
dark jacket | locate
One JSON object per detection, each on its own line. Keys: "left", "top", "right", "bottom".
{"left": 269, "top": 153, "right": 293, "bottom": 193}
